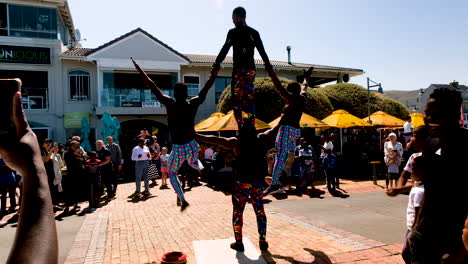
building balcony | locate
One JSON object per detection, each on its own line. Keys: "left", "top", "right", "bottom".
{"left": 97, "top": 87, "right": 169, "bottom": 115}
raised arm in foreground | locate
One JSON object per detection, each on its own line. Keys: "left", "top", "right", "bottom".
{"left": 131, "top": 57, "right": 172, "bottom": 106}
{"left": 0, "top": 87, "right": 58, "bottom": 263}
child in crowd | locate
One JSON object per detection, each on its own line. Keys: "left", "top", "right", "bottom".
{"left": 84, "top": 152, "right": 102, "bottom": 210}
{"left": 159, "top": 147, "right": 169, "bottom": 189}
{"left": 385, "top": 148, "right": 401, "bottom": 189}
{"left": 401, "top": 156, "right": 425, "bottom": 264}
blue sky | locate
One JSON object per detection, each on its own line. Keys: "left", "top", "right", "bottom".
{"left": 68, "top": 0, "right": 468, "bottom": 91}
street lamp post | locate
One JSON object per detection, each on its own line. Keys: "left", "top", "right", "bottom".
{"left": 366, "top": 77, "right": 383, "bottom": 122}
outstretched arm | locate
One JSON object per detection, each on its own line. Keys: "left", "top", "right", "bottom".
{"left": 258, "top": 115, "right": 283, "bottom": 143}
{"left": 301, "top": 67, "right": 314, "bottom": 96}
{"left": 190, "top": 67, "right": 220, "bottom": 105}
{"left": 0, "top": 90, "right": 58, "bottom": 263}
{"left": 254, "top": 31, "right": 272, "bottom": 72}
{"left": 131, "top": 57, "right": 172, "bottom": 106}
{"left": 213, "top": 31, "right": 233, "bottom": 68}
{"left": 268, "top": 69, "right": 293, "bottom": 102}
{"left": 195, "top": 133, "right": 239, "bottom": 154}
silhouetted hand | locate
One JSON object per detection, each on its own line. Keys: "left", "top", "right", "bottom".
{"left": 0, "top": 92, "right": 42, "bottom": 175}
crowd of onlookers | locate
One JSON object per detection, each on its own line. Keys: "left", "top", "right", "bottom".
{"left": 197, "top": 133, "right": 339, "bottom": 196}
{"left": 0, "top": 124, "right": 423, "bottom": 218}
{"left": 0, "top": 135, "right": 123, "bottom": 220}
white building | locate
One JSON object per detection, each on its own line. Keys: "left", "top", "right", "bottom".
{"left": 1, "top": 0, "right": 364, "bottom": 152}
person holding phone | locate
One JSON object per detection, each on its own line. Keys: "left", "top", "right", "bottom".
{"left": 0, "top": 78, "right": 58, "bottom": 263}
{"left": 41, "top": 139, "right": 62, "bottom": 212}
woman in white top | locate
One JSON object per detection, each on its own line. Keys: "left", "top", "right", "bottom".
{"left": 383, "top": 133, "right": 403, "bottom": 189}
{"left": 384, "top": 133, "right": 403, "bottom": 162}
{"left": 51, "top": 144, "right": 64, "bottom": 193}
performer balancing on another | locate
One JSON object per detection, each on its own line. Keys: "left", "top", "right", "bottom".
{"left": 213, "top": 6, "right": 272, "bottom": 128}
{"left": 263, "top": 67, "right": 314, "bottom": 196}
{"left": 195, "top": 120, "right": 280, "bottom": 252}
{"left": 131, "top": 57, "right": 219, "bottom": 211}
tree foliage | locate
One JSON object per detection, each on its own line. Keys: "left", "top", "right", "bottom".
{"left": 217, "top": 78, "right": 409, "bottom": 122}
{"left": 321, "top": 83, "right": 410, "bottom": 119}
{"left": 216, "top": 77, "right": 333, "bottom": 122}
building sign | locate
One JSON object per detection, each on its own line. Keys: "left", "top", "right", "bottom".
{"left": 0, "top": 45, "right": 50, "bottom": 64}
{"left": 64, "top": 112, "right": 90, "bottom": 128}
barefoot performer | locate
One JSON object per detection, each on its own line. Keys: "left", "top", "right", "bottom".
{"left": 213, "top": 6, "right": 272, "bottom": 128}
{"left": 195, "top": 119, "right": 281, "bottom": 252}
{"left": 263, "top": 67, "right": 314, "bottom": 195}
{"left": 132, "top": 57, "right": 219, "bottom": 211}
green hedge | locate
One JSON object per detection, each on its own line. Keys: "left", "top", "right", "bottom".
{"left": 217, "top": 77, "right": 333, "bottom": 122}
{"left": 217, "top": 79, "right": 409, "bottom": 121}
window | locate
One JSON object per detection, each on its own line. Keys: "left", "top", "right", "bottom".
{"left": 69, "top": 70, "right": 90, "bottom": 101}
{"left": 215, "top": 77, "right": 232, "bottom": 104}
{"left": 8, "top": 5, "right": 57, "bottom": 39}
{"left": 100, "top": 71, "right": 177, "bottom": 107}
{"left": 184, "top": 76, "right": 200, "bottom": 98}
{"left": 0, "top": 4, "right": 7, "bottom": 36}
{"left": 0, "top": 70, "right": 48, "bottom": 109}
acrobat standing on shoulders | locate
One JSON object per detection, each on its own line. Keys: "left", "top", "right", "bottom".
{"left": 213, "top": 6, "right": 272, "bottom": 128}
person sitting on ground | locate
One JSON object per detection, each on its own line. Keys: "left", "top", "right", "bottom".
{"left": 195, "top": 119, "right": 281, "bottom": 252}
{"left": 84, "top": 151, "right": 102, "bottom": 210}
{"left": 263, "top": 67, "right": 313, "bottom": 196}
{"left": 132, "top": 57, "right": 219, "bottom": 211}
{"left": 0, "top": 79, "right": 58, "bottom": 263}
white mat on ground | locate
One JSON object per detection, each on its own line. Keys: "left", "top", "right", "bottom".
{"left": 193, "top": 237, "right": 266, "bottom": 264}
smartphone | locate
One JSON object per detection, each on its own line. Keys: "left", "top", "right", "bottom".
{"left": 0, "top": 79, "right": 22, "bottom": 136}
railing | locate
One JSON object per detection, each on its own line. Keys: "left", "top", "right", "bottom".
{"left": 100, "top": 87, "right": 171, "bottom": 108}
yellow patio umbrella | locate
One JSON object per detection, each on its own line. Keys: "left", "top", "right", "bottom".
{"left": 322, "top": 110, "right": 373, "bottom": 128}
{"left": 195, "top": 112, "right": 226, "bottom": 131}
{"left": 198, "top": 110, "right": 270, "bottom": 131}
{"left": 322, "top": 109, "right": 373, "bottom": 153}
{"left": 268, "top": 112, "right": 329, "bottom": 128}
{"left": 362, "top": 111, "right": 405, "bottom": 127}
{"left": 410, "top": 113, "right": 425, "bottom": 128}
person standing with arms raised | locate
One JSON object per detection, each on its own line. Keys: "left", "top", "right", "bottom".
{"left": 131, "top": 57, "right": 219, "bottom": 211}
{"left": 263, "top": 67, "right": 313, "bottom": 195}
{"left": 213, "top": 6, "right": 272, "bottom": 128}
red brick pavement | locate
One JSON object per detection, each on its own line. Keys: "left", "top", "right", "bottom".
{"left": 63, "top": 179, "right": 405, "bottom": 264}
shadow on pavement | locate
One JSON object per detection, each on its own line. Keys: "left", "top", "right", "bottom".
{"left": 261, "top": 248, "right": 333, "bottom": 264}
{"left": 235, "top": 251, "right": 267, "bottom": 263}
{"left": 127, "top": 194, "right": 157, "bottom": 203}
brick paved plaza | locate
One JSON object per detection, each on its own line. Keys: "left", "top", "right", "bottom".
{"left": 60, "top": 179, "right": 406, "bottom": 264}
